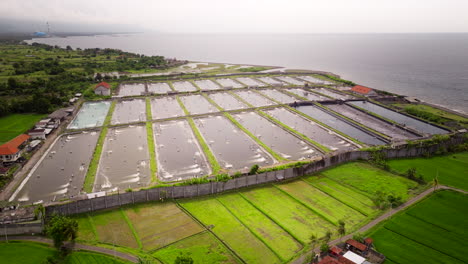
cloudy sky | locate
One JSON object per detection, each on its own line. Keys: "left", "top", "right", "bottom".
{"left": 1, "top": 0, "right": 467, "bottom": 33}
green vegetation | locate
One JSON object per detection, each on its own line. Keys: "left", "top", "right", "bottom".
{"left": 238, "top": 67, "right": 268, "bottom": 72}
{"left": 388, "top": 152, "right": 468, "bottom": 191}
{"left": 145, "top": 98, "right": 157, "bottom": 183}
{"left": 64, "top": 251, "right": 132, "bottom": 264}
{"left": 90, "top": 209, "right": 139, "bottom": 248}
{"left": 45, "top": 214, "right": 78, "bottom": 249}
{"left": 153, "top": 232, "right": 240, "bottom": 264}
{"left": 324, "top": 74, "right": 355, "bottom": 86}
{"left": 394, "top": 103, "right": 468, "bottom": 128}
{"left": 368, "top": 190, "right": 468, "bottom": 264}
{"left": 83, "top": 100, "right": 115, "bottom": 192}
{"left": 180, "top": 197, "right": 282, "bottom": 264}
{"left": 0, "top": 113, "right": 45, "bottom": 144}
{"left": 0, "top": 241, "right": 56, "bottom": 264}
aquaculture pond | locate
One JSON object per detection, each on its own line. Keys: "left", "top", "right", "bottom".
{"left": 150, "top": 96, "right": 185, "bottom": 120}
{"left": 265, "top": 107, "right": 357, "bottom": 151}
{"left": 258, "top": 89, "right": 298, "bottom": 104}
{"left": 208, "top": 92, "right": 249, "bottom": 111}
{"left": 215, "top": 78, "right": 244, "bottom": 88}
{"left": 275, "top": 76, "right": 304, "bottom": 85}
{"left": 111, "top": 99, "right": 146, "bottom": 125}
{"left": 297, "top": 105, "right": 387, "bottom": 146}
{"left": 148, "top": 82, "right": 172, "bottom": 94}
{"left": 180, "top": 95, "right": 219, "bottom": 115}
{"left": 172, "top": 81, "right": 198, "bottom": 92}
{"left": 234, "top": 112, "right": 319, "bottom": 160}
{"left": 314, "top": 88, "right": 355, "bottom": 100}
{"left": 195, "top": 115, "right": 276, "bottom": 171}
{"left": 349, "top": 101, "right": 449, "bottom": 135}
{"left": 234, "top": 90, "right": 276, "bottom": 107}
{"left": 296, "top": 75, "right": 333, "bottom": 84}
{"left": 236, "top": 77, "right": 268, "bottom": 87}
{"left": 12, "top": 132, "right": 99, "bottom": 203}
{"left": 287, "top": 88, "right": 328, "bottom": 101}
{"left": 153, "top": 120, "right": 211, "bottom": 181}
{"left": 194, "top": 80, "right": 222, "bottom": 91}
{"left": 118, "top": 83, "right": 146, "bottom": 97}
{"left": 96, "top": 125, "right": 151, "bottom": 192}
{"left": 68, "top": 101, "right": 110, "bottom": 129}
{"left": 326, "top": 104, "right": 420, "bottom": 140}
{"left": 257, "top": 76, "right": 284, "bottom": 86}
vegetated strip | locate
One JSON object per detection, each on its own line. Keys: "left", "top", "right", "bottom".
{"left": 175, "top": 95, "right": 221, "bottom": 174}
{"left": 87, "top": 214, "right": 100, "bottom": 241}
{"left": 145, "top": 98, "right": 158, "bottom": 183}
{"left": 286, "top": 105, "right": 364, "bottom": 146}
{"left": 83, "top": 100, "right": 116, "bottom": 193}
{"left": 201, "top": 93, "right": 224, "bottom": 112}
{"left": 281, "top": 89, "right": 309, "bottom": 101}
{"left": 216, "top": 197, "right": 285, "bottom": 262}
{"left": 251, "top": 89, "right": 282, "bottom": 105}
{"left": 120, "top": 208, "right": 143, "bottom": 250}
{"left": 166, "top": 81, "right": 176, "bottom": 91}
{"left": 223, "top": 112, "right": 285, "bottom": 162}
{"left": 315, "top": 102, "right": 391, "bottom": 140}
{"left": 188, "top": 80, "right": 202, "bottom": 91}
{"left": 227, "top": 91, "right": 255, "bottom": 108}
{"left": 257, "top": 110, "right": 330, "bottom": 153}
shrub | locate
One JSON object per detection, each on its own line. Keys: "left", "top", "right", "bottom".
{"left": 249, "top": 164, "right": 259, "bottom": 175}
{"left": 320, "top": 243, "right": 330, "bottom": 253}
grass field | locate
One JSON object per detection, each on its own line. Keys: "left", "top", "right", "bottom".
{"left": 368, "top": 190, "right": 468, "bottom": 264}
{"left": 153, "top": 232, "right": 240, "bottom": 264}
{"left": 393, "top": 103, "right": 468, "bottom": 128}
{"left": 180, "top": 197, "right": 282, "bottom": 264}
{"left": 123, "top": 202, "right": 204, "bottom": 251}
{"left": 217, "top": 193, "right": 302, "bottom": 261}
{"left": 320, "top": 162, "right": 418, "bottom": 201}
{"left": 0, "top": 113, "right": 45, "bottom": 144}
{"left": 241, "top": 186, "right": 336, "bottom": 243}
{"left": 75, "top": 215, "right": 99, "bottom": 243}
{"left": 89, "top": 209, "right": 139, "bottom": 249}
{"left": 388, "top": 152, "right": 468, "bottom": 191}
{"left": 275, "top": 180, "right": 367, "bottom": 229}
{"left": 64, "top": 251, "right": 132, "bottom": 264}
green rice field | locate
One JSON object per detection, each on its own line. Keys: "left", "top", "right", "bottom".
{"left": 388, "top": 152, "right": 468, "bottom": 191}
{"left": 368, "top": 190, "right": 468, "bottom": 264}
{"left": 0, "top": 113, "right": 45, "bottom": 144}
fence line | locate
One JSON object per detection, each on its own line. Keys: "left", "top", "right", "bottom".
{"left": 46, "top": 133, "right": 465, "bottom": 216}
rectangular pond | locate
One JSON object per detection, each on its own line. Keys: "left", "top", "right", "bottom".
{"left": 275, "top": 76, "right": 304, "bottom": 85}
{"left": 208, "top": 92, "right": 249, "bottom": 111}
{"left": 233, "top": 112, "right": 320, "bottom": 160}
{"left": 349, "top": 101, "right": 449, "bottom": 135}
{"left": 326, "top": 104, "right": 420, "bottom": 140}
{"left": 111, "top": 99, "right": 146, "bottom": 125}
{"left": 257, "top": 76, "right": 285, "bottom": 86}
{"left": 234, "top": 90, "right": 276, "bottom": 107}
{"left": 118, "top": 83, "right": 146, "bottom": 97}
{"left": 296, "top": 105, "right": 387, "bottom": 145}
{"left": 96, "top": 125, "right": 151, "bottom": 192}
{"left": 215, "top": 78, "right": 244, "bottom": 88}
{"left": 258, "top": 89, "right": 298, "bottom": 104}
{"left": 180, "top": 95, "right": 219, "bottom": 115}
{"left": 236, "top": 77, "right": 268, "bottom": 87}
{"left": 151, "top": 96, "right": 185, "bottom": 119}
{"left": 68, "top": 101, "right": 110, "bottom": 129}
{"left": 148, "top": 82, "right": 172, "bottom": 94}
{"left": 286, "top": 88, "right": 328, "bottom": 101}
{"left": 296, "top": 75, "right": 333, "bottom": 85}
{"left": 195, "top": 115, "right": 276, "bottom": 171}
{"left": 12, "top": 131, "right": 99, "bottom": 203}
{"left": 153, "top": 120, "right": 211, "bottom": 181}
{"left": 265, "top": 108, "right": 357, "bottom": 151}
{"left": 194, "top": 80, "right": 222, "bottom": 91}
{"left": 172, "top": 81, "right": 198, "bottom": 92}
{"left": 313, "top": 88, "right": 355, "bottom": 100}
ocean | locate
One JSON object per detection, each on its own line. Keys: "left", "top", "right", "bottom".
{"left": 29, "top": 33, "right": 468, "bottom": 114}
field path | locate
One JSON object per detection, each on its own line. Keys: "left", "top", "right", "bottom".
{"left": 0, "top": 235, "right": 139, "bottom": 263}
{"left": 291, "top": 185, "right": 466, "bottom": 264}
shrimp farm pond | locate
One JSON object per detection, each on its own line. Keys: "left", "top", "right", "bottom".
{"left": 11, "top": 73, "right": 454, "bottom": 204}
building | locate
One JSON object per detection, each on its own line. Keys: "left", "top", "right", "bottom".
{"left": 345, "top": 239, "right": 368, "bottom": 254}
{"left": 0, "top": 134, "right": 30, "bottom": 163}
{"left": 94, "top": 82, "right": 111, "bottom": 96}
{"left": 28, "top": 128, "right": 46, "bottom": 140}
{"left": 350, "top": 85, "right": 377, "bottom": 97}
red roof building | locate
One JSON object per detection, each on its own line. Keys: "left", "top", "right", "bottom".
{"left": 345, "top": 239, "right": 368, "bottom": 252}
{"left": 0, "top": 134, "right": 30, "bottom": 162}
{"left": 350, "top": 85, "right": 377, "bottom": 96}
{"left": 364, "top": 237, "right": 373, "bottom": 245}
{"left": 318, "top": 256, "right": 342, "bottom": 264}
{"left": 95, "top": 82, "right": 110, "bottom": 90}
{"left": 94, "top": 82, "right": 111, "bottom": 96}
{"left": 330, "top": 246, "right": 343, "bottom": 256}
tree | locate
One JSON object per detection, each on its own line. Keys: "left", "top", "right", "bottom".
{"left": 320, "top": 243, "right": 330, "bottom": 253}
{"left": 338, "top": 220, "right": 346, "bottom": 236}
{"left": 324, "top": 230, "right": 332, "bottom": 242}
{"left": 249, "top": 164, "right": 259, "bottom": 175}
{"left": 174, "top": 254, "right": 193, "bottom": 264}
{"left": 45, "top": 215, "right": 78, "bottom": 250}
{"left": 432, "top": 172, "right": 439, "bottom": 192}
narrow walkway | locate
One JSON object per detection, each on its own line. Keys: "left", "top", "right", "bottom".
{"left": 291, "top": 185, "right": 466, "bottom": 264}
{"left": 0, "top": 236, "right": 139, "bottom": 263}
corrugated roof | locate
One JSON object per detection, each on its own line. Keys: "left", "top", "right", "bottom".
{"left": 346, "top": 239, "right": 367, "bottom": 251}
{"left": 351, "top": 85, "right": 373, "bottom": 95}
{"left": 0, "top": 134, "right": 30, "bottom": 155}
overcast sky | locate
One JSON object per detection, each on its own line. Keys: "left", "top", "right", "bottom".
{"left": 1, "top": 0, "right": 467, "bottom": 33}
